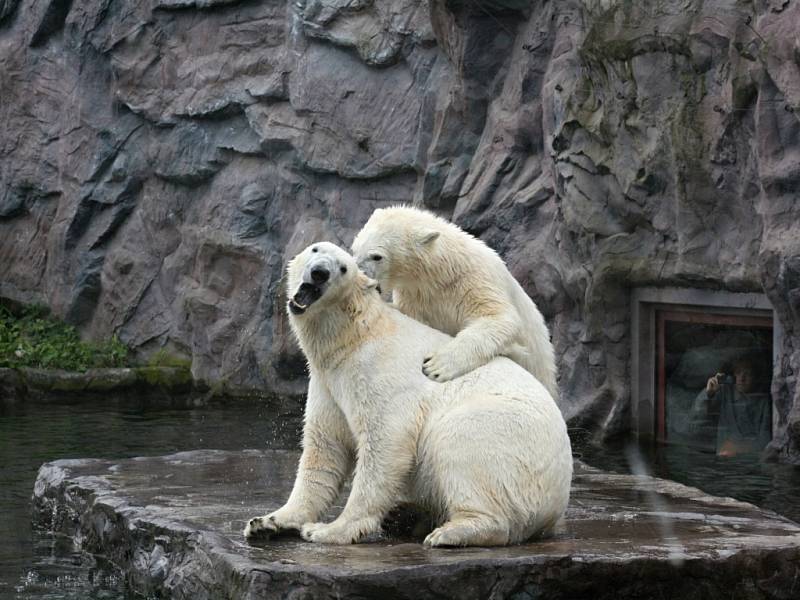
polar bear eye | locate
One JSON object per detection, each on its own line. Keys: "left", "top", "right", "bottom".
{"left": 340, "top": 266, "right": 347, "bottom": 274}
{"left": 370, "top": 254, "right": 383, "bottom": 261}
{"left": 311, "top": 247, "right": 318, "bottom": 253}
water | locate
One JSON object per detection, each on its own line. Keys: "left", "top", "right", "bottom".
{"left": 575, "top": 434, "right": 800, "bottom": 524}
{"left": 1, "top": 399, "right": 799, "bottom": 599}
{"left": 0, "top": 396, "right": 301, "bottom": 600}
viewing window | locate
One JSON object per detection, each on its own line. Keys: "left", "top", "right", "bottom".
{"left": 631, "top": 288, "right": 779, "bottom": 453}
{"left": 656, "top": 311, "right": 773, "bottom": 454}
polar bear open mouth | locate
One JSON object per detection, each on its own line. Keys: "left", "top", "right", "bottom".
{"left": 288, "top": 282, "right": 324, "bottom": 315}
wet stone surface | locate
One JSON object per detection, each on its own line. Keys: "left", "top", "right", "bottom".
{"left": 33, "top": 450, "right": 800, "bottom": 599}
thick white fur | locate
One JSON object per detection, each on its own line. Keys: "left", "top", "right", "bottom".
{"left": 244, "top": 242, "right": 572, "bottom": 547}
{"left": 351, "top": 206, "right": 559, "bottom": 400}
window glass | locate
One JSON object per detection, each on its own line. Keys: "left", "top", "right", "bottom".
{"left": 657, "top": 312, "right": 772, "bottom": 455}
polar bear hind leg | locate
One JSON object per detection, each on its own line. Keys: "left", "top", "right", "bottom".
{"left": 416, "top": 398, "right": 545, "bottom": 547}
{"left": 424, "top": 512, "right": 511, "bottom": 547}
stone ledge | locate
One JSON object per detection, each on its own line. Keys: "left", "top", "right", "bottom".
{"left": 32, "top": 449, "right": 800, "bottom": 599}
{"left": 0, "top": 366, "right": 197, "bottom": 400}
{"left": 0, "top": 367, "right": 308, "bottom": 410}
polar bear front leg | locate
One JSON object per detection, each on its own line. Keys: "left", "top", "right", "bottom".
{"left": 423, "top": 312, "right": 518, "bottom": 382}
{"left": 301, "top": 440, "right": 414, "bottom": 544}
{"left": 245, "top": 376, "right": 353, "bottom": 539}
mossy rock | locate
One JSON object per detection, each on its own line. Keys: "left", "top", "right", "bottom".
{"left": 14, "top": 367, "right": 194, "bottom": 394}
{"left": 147, "top": 349, "right": 192, "bottom": 370}
{"left": 134, "top": 366, "right": 193, "bottom": 391}
{"left": 85, "top": 368, "right": 139, "bottom": 391}
{"left": 20, "top": 368, "right": 90, "bottom": 392}
{"left": 0, "top": 367, "right": 25, "bottom": 398}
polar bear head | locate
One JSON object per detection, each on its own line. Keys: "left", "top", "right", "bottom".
{"left": 351, "top": 206, "right": 441, "bottom": 289}
{"left": 286, "top": 242, "right": 376, "bottom": 317}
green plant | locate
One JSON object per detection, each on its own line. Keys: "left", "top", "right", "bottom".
{"left": 0, "top": 305, "right": 129, "bottom": 371}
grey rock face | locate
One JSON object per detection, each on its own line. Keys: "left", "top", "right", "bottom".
{"left": 1, "top": 1, "right": 799, "bottom": 457}
{"left": 0, "top": 0, "right": 19, "bottom": 24}
{"left": 32, "top": 449, "right": 800, "bottom": 599}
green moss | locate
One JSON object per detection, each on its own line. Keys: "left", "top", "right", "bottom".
{"left": 135, "top": 366, "right": 193, "bottom": 390}
{"left": 0, "top": 304, "right": 129, "bottom": 372}
{"left": 592, "top": 34, "right": 691, "bottom": 63}
{"left": 147, "top": 348, "right": 192, "bottom": 370}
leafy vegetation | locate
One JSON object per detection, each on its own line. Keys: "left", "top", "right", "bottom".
{"left": 0, "top": 304, "right": 129, "bottom": 371}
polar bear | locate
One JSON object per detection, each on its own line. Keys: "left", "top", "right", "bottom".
{"left": 351, "top": 206, "right": 559, "bottom": 400}
{"left": 244, "top": 242, "right": 572, "bottom": 546}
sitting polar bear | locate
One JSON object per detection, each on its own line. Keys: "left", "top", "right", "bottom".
{"left": 351, "top": 206, "right": 559, "bottom": 400}
{"left": 244, "top": 242, "right": 572, "bottom": 546}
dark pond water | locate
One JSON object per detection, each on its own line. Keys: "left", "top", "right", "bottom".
{"left": 575, "top": 433, "right": 800, "bottom": 524}
{"left": 1, "top": 398, "right": 799, "bottom": 599}
{"left": 0, "top": 396, "right": 301, "bottom": 600}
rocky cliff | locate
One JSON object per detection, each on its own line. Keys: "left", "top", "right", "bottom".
{"left": 1, "top": 0, "right": 799, "bottom": 460}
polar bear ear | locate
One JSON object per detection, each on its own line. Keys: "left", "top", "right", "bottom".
{"left": 416, "top": 229, "right": 440, "bottom": 246}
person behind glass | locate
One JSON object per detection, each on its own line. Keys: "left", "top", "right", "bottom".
{"left": 693, "top": 357, "right": 771, "bottom": 457}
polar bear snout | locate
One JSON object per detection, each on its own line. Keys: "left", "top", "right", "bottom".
{"left": 310, "top": 266, "right": 330, "bottom": 284}
{"left": 303, "top": 255, "right": 337, "bottom": 286}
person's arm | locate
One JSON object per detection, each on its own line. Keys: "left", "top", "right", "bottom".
{"left": 705, "top": 373, "right": 724, "bottom": 398}
{"left": 689, "top": 373, "right": 724, "bottom": 429}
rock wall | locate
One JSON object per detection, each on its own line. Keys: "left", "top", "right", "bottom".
{"left": 1, "top": 1, "right": 799, "bottom": 460}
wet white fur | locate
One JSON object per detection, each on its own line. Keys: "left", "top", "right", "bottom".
{"left": 351, "top": 206, "right": 559, "bottom": 400}
{"left": 244, "top": 242, "right": 572, "bottom": 546}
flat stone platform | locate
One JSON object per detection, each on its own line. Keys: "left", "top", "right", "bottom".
{"left": 33, "top": 450, "right": 800, "bottom": 599}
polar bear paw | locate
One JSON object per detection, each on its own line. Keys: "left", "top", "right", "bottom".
{"left": 244, "top": 515, "right": 279, "bottom": 538}
{"left": 244, "top": 507, "right": 304, "bottom": 539}
{"left": 422, "top": 343, "right": 476, "bottom": 382}
{"left": 301, "top": 517, "right": 379, "bottom": 545}
{"left": 424, "top": 526, "right": 468, "bottom": 547}
{"left": 301, "top": 521, "right": 357, "bottom": 545}
{"left": 424, "top": 515, "right": 510, "bottom": 547}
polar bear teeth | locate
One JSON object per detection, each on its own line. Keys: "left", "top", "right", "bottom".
{"left": 288, "top": 298, "right": 308, "bottom": 315}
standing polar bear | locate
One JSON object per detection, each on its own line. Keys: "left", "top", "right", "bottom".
{"left": 351, "top": 206, "right": 559, "bottom": 400}
{"left": 244, "top": 242, "right": 572, "bottom": 546}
